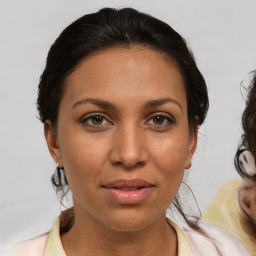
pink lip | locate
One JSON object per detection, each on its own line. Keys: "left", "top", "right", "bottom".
{"left": 103, "top": 179, "right": 154, "bottom": 205}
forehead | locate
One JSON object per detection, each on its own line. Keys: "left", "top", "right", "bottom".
{"left": 62, "top": 47, "right": 187, "bottom": 109}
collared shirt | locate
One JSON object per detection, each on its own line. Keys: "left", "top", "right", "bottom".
{"left": 44, "top": 216, "right": 193, "bottom": 256}
{"left": 7, "top": 209, "right": 251, "bottom": 256}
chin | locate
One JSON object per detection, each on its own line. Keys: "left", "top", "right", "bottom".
{"left": 99, "top": 208, "right": 161, "bottom": 232}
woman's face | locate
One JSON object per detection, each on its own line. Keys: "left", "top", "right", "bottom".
{"left": 45, "top": 47, "right": 197, "bottom": 231}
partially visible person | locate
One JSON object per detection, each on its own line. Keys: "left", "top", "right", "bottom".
{"left": 202, "top": 71, "right": 256, "bottom": 256}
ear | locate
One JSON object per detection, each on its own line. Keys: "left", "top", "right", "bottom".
{"left": 185, "top": 117, "right": 198, "bottom": 169}
{"left": 44, "top": 120, "right": 64, "bottom": 167}
{"left": 239, "top": 182, "right": 256, "bottom": 223}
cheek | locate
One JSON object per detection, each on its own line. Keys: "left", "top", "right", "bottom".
{"left": 58, "top": 130, "right": 110, "bottom": 189}
{"left": 149, "top": 134, "right": 188, "bottom": 202}
{"left": 151, "top": 132, "right": 189, "bottom": 173}
{"left": 151, "top": 133, "right": 189, "bottom": 196}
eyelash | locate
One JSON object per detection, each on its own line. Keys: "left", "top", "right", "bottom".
{"left": 79, "top": 112, "right": 175, "bottom": 129}
{"left": 80, "top": 113, "right": 112, "bottom": 127}
{"left": 146, "top": 113, "right": 175, "bottom": 127}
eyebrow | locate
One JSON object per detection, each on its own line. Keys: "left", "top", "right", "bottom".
{"left": 72, "top": 97, "right": 182, "bottom": 112}
{"left": 73, "top": 98, "right": 117, "bottom": 109}
{"left": 142, "top": 97, "right": 183, "bottom": 112}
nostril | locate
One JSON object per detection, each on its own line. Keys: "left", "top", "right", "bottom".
{"left": 112, "top": 161, "right": 123, "bottom": 166}
{"left": 133, "top": 162, "right": 145, "bottom": 168}
{"left": 112, "top": 160, "right": 145, "bottom": 169}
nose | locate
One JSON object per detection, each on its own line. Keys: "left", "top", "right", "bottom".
{"left": 109, "top": 126, "right": 149, "bottom": 169}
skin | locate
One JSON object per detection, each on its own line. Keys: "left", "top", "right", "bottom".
{"left": 239, "top": 181, "right": 256, "bottom": 226}
{"left": 45, "top": 47, "right": 198, "bottom": 256}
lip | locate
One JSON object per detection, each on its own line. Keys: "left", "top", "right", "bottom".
{"left": 103, "top": 179, "right": 154, "bottom": 205}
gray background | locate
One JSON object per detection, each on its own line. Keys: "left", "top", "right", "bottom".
{"left": 1, "top": 0, "right": 256, "bottom": 250}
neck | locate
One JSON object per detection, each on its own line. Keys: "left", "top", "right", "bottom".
{"left": 61, "top": 207, "right": 178, "bottom": 256}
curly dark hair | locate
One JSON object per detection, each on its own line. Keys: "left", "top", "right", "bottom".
{"left": 37, "top": 7, "right": 209, "bottom": 233}
{"left": 235, "top": 71, "right": 256, "bottom": 182}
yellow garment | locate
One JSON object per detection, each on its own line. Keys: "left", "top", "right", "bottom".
{"left": 8, "top": 207, "right": 252, "bottom": 255}
{"left": 169, "top": 220, "right": 193, "bottom": 256}
{"left": 44, "top": 212, "right": 193, "bottom": 256}
{"left": 44, "top": 216, "right": 65, "bottom": 256}
{"left": 202, "top": 179, "right": 256, "bottom": 256}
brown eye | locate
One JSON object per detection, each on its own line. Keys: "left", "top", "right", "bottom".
{"left": 153, "top": 116, "right": 165, "bottom": 125}
{"left": 81, "top": 113, "right": 111, "bottom": 127}
{"left": 146, "top": 113, "right": 175, "bottom": 128}
{"left": 91, "top": 116, "right": 104, "bottom": 125}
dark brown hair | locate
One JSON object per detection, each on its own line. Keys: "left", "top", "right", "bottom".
{"left": 235, "top": 71, "right": 256, "bottom": 182}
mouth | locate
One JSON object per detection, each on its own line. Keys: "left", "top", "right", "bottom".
{"left": 102, "top": 179, "right": 154, "bottom": 205}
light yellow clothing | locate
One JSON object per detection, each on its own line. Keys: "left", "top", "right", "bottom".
{"left": 202, "top": 179, "right": 256, "bottom": 256}
{"left": 44, "top": 216, "right": 66, "bottom": 256}
{"left": 7, "top": 207, "right": 251, "bottom": 256}
{"left": 169, "top": 221, "right": 193, "bottom": 256}
{"left": 44, "top": 215, "right": 193, "bottom": 256}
